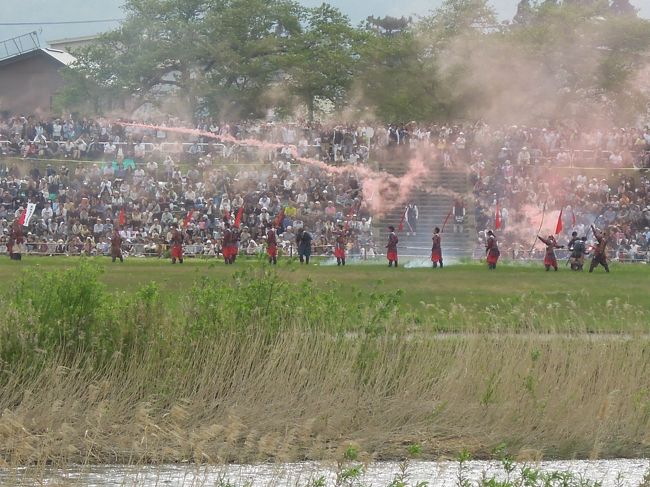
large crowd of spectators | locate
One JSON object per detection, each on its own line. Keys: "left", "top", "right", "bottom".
{"left": 469, "top": 125, "right": 650, "bottom": 261}
{"left": 3, "top": 115, "right": 650, "bottom": 167}
{"left": 0, "top": 115, "right": 380, "bottom": 259}
{"left": 1, "top": 114, "right": 650, "bottom": 261}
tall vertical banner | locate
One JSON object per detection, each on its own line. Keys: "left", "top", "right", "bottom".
{"left": 18, "top": 203, "right": 37, "bottom": 227}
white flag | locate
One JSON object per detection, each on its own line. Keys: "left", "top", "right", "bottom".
{"left": 20, "top": 202, "right": 37, "bottom": 227}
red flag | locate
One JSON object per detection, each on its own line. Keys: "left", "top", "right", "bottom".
{"left": 183, "top": 210, "right": 194, "bottom": 227}
{"left": 555, "top": 209, "right": 563, "bottom": 235}
{"left": 571, "top": 210, "right": 576, "bottom": 227}
{"left": 273, "top": 207, "right": 285, "bottom": 227}
{"left": 234, "top": 207, "right": 244, "bottom": 228}
{"left": 119, "top": 208, "right": 126, "bottom": 226}
{"left": 495, "top": 201, "right": 501, "bottom": 230}
{"left": 17, "top": 209, "right": 26, "bottom": 226}
{"left": 397, "top": 207, "right": 407, "bottom": 232}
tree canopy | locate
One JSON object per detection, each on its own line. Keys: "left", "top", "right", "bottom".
{"left": 57, "top": 0, "right": 650, "bottom": 124}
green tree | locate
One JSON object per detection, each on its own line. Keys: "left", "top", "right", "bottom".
{"left": 198, "top": 0, "right": 303, "bottom": 119}
{"left": 56, "top": 0, "right": 304, "bottom": 119}
{"left": 57, "top": 0, "right": 209, "bottom": 115}
{"left": 355, "top": 28, "right": 452, "bottom": 121}
{"left": 419, "top": 0, "right": 499, "bottom": 43}
{"left": 285, "top": 3, "right": 360, "bottom": 120}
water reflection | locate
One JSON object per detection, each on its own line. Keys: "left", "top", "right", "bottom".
{"left": 4, "top": 459, "right": 649, "bottom": 486}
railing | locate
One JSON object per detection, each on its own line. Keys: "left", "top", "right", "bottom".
{"left": 2, "top": 242, "right": 388, "bottom": 260}
{"left": 0, "top": 32, "right": 40, "bottom": 62}
{"left": 0, "top": 138, "right": 371, "bottom": 162}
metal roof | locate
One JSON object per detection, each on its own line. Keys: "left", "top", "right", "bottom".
{"left": 0, "top": 47, "right": 77, "bottom": 68}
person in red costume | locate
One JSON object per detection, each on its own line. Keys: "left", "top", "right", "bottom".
{"left": 169, "top": 223, "right": 184, "bottom": 264}
{"left": 222, "top": 221, "right": 237, "bottom": 264}
{"left": 386, "top": 225, "right": 399, "bottom": 267}
{"left": 110, "top": 228, "right": 124, "bottom": 263}
{"left": 266, "top": 223, "right": 278, "bottom": 265}
{"left": 334, "top": 223, "right": 347, "bottom": 266}
{"left": 485, "top": 230, "right": 500, "bottom": 270}
{"left": 431, "top": 227, "right": 443, "bottom": 268}
{"left": 537, "top": 234, "right": 564, "bottom": 271}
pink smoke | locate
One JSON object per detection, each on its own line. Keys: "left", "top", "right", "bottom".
{"left": 120, "top": 122, "right": 435, "bottom": 217}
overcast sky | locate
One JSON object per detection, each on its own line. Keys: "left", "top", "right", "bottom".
{"left": 1, "top": 0, "right": 649, "bottom": 45}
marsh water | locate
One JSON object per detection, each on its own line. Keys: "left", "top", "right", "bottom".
{"left": 4, "top": 459, "right": 650, "bottom": 486}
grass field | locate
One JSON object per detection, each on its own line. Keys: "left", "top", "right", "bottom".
{"left": 0, "top": 256, "right": 649, "bottom": 467}
{"left": 1, "top": 255, "right": 648, "bottom": 333}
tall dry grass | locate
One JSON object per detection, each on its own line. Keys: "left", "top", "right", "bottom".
{"left": 0, "top": 262, "right": 648, "bottom": 468}
{"left": 1, "top": 331, "right": 649, "bottom": 467}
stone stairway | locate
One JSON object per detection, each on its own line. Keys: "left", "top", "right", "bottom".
{"left": 374, "top": 157, "right": 475, "bottom": 260}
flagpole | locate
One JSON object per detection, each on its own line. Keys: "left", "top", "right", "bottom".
{"left": 441, "top": 206, "right": 453, "bottom": 233}
{"left": 528, "top": 199, "right": 548, "bottom": 258}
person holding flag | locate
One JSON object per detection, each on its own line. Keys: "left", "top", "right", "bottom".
{"left": 334, "top": 223, "right": 347, "bottom": 266}
{"left": 110, "top": 228, "right": 124, "bottom": 263}
{"left": 169, "top": 223, "right": 184, "bottom": 264}
{"left": 222, "top": 221, "right": 237, "bottom": 264}
{"left": 431, "top": 227, "right": 443, "bottom": 268}
{"left": 485, "top": 230, "right": 500, "bottom": 269}
{"left": 386, "top": 225, "right": 399, "bottom": 267}
{"left": 8, "top": 219, "right": 25, "bottom": 260}
{"left": 8, "top": 203, "right": 36, "bottom": 261}
{"left": 537, "top": 235, "right": 564, "bottom": 271}
{"left": 229, "top": 206, "right": 245, "bottom": 264}
{"left": 266, "top": 223, "right": 278, "bottom": 265}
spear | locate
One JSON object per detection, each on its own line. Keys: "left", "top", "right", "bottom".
{"left": 528, "top": 199, "right": 547, "bottom": 258}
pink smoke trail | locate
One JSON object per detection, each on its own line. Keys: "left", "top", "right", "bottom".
{"left": 120, "top": 122, "right": 435, "bottom": 216}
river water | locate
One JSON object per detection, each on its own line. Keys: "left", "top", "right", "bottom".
{"left": 4, "top": 459, "right": 650, "bottom": 486}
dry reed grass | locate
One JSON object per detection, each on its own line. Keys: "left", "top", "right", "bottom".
{"left": 1, "top": 330, "right": 648, "bottom": 467}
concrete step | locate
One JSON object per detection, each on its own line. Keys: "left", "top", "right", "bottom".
{"left": 374, "top": 167, "right": 475, "bottom": 257}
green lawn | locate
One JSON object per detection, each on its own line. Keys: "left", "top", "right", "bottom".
{"left": 2, "top": 256, "right": 648, "bottom": 333}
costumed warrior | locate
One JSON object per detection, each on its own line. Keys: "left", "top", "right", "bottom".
{"left": 386, "top": 225, "right": 399, "bottom": 267}
{"left": 485, "top": 230, "right": 500, "bottom": 269}
{"left": 231, "top": 224, "right": 241, "bottom": 263}
{"left": 537, "top": 234, "right": 564, "bottom": 271}
{"left": 8, "top": 220, "right": 25, "bottom": 260}
{"left": 266, "top": 223, "right": 278, "bottom": 265}
{"left": 169, "top": 223, "right": 184, "bottom": 264}
{"left": 110, "top": 228, "right": 124, "bottom": 263}
{"left": 589, "top": 225, "right": 610, "bottom": 273}
{"left": 222, "top": 221, "right": 236, "bottom": 264}
{"left": 334, "top": 223, "right": 347, "bottom": 266}
{"left": 567, "top": 232, "right": 587, "bottom": 271}
{"left": 296, "top": 227, "right": 313, "bottom": 264}
{"left": 431, "top": 226, "right": 443, "bottom": 268}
